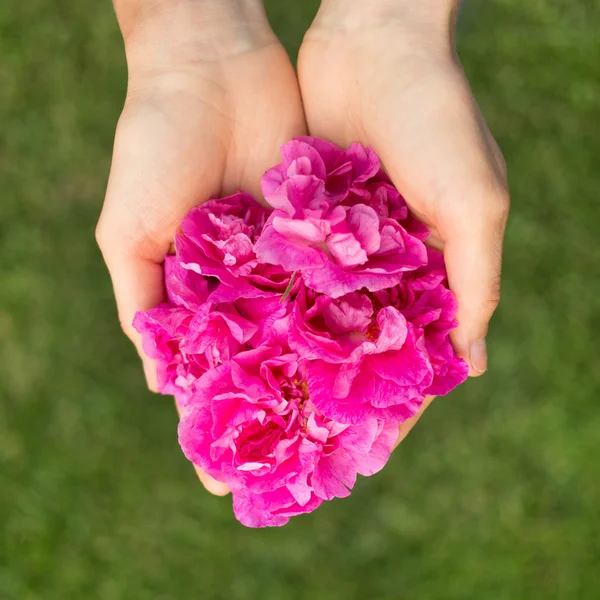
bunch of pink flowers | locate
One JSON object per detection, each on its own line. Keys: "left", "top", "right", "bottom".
{"left": 134, "top": 137, "right": 468, "bottom": 527}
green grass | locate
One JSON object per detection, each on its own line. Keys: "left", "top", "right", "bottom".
{"left": 1, "top": 1, "right": 599, "bottom": 598}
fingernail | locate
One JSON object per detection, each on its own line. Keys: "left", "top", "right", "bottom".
{"left": 470, "top": 338, "right": 488, "bottom": 374}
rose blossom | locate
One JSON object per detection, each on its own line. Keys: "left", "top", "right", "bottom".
{"left": 254, "top": 138, "right": 428, "bottom": 298}
{"left": 287, "top": 286, "right": 433, "bottom": 425}
{"left": 178, "top": 345, "right": 399, "bottom": 527}
{"left": 175, "top": 192, "right": 268, "bottom": 288}
{"left": 261, "top": 136, "right": 381, "bottom": 203}
{"left": 133, "top": 257, "right": 287, "bottom": 405}
{"left": 374, "top": 248, "right": 469, "bottom": 396}
{"left": 173, "top": 190, "right": 307, "bottom": 304}
{"left": 287, "top": 252, "right": 468, "bottom": 425}
{"left": 263, "top": 137, "right": 429, "bottom": 240}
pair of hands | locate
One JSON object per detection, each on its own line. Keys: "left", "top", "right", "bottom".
{"left": 96, "top": 0, "right": 509, "bottom": 495}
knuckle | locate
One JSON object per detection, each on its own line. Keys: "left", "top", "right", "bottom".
{"left": 95, "top": 213, "right": 145, "bottom": 265}
{"left": 118, "top": 320, "right": 129, "bottom": 337}
{"left": 95, "top": 219, "right": 108, "bottom": 253}
{"left": 117, "top": 312, "right": 134, "bottom": 337}
{"left": 491, "top": 185, "right": 510, "bottom": 220}
{"left": 466, "top": 179, "right": 510, "bottom": 229}
{"left": 119, "top": 317, "right": 137, "bottom": 348}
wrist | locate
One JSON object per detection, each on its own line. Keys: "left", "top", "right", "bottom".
{"left": 310, "top": 0, "right": 460, "bottom": 41}
{"left": 115, "top": 0, "right": 276, "bottom": 72}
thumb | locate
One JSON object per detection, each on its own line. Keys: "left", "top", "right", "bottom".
{"left": 443, "top": 191, "right": 509, "bottom": 376}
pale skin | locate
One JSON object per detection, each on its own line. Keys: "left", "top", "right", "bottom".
{"left": 97, "top": 0, "right": 509, "bottom": 495}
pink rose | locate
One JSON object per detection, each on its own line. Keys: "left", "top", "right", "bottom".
{"left": 133, "top": 304, "right": 200, "bottom": 404}
{"left": 288, "top": 286, "right": 433, "bottom": 424}
{"left": 174, "top": 191, "right": 305, "bottom": 303}
{"left": 133, "top": 257, "right": 285, "bottom": 405}
{"left": 175, "top": 192, "right": 270, "bottom": 287}
{"left": 262, "top": 137, "right": 381, "bottom": 203}
{"left": 374, "top": 248, "right": 469, "bottom": 396}
{"left": 255, "top": 141, "right": 427, "bottom": 298}
{"left": 362, "top": 178, "right": 431, "bottom": 242}
{"left": 178, "top": 345, "right": 398, "bottom": 527}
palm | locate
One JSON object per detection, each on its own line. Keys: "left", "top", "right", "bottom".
{"left": 104, "top": 42, "right": 306, "bottom": 252}
{"left": 299, "top": 29, "right": 505, "bottom": 246}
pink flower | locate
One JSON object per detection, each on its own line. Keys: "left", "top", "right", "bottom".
{"left": 288, "top": 287, "right": 433, "bottom": 424}
{"left": 178, "top": 345, "right": 398, "bottom": 527}
{"left": 361, "top": 178, "right": 430, "bottom": 242}
{"left": 255, "top": 142, "right": 427, "bottom": 297}
{"left": 262, "top": 137, "right": 381, "bottom": 203}
{"left": 133, "top": 257, "right": 286, "bottom": 405}
{"left": 374, "top": 248, "right": 469, "bottom": 396}
{"left": 175, "top": 192, "right": 270, "bottom": 288}
{"left": 174, "top": 191, "right": 306, "bottom": 303}
{"left": 288, "top": 249, "right": 468, "bottom": 425}
{"left": 133, "top": 304, "right": 201, "bottom": 404}
{"left": 131, "top": 141, "right": 471, "bottom": 528}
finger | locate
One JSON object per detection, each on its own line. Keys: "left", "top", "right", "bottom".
{"left": 174, "top": 401, "right": 230, "bottom": 496}
{"left": 193, "top": 465, "right": 231, "bottom": 496}
{"left": 394, "top": 395, "right": 435, "bottom": 450}
{"left": 112, "top": 256, "right": 165, "bottom": 390}
{"left": 442, "top": 190, "right": 508, "bottom": 375}
{"left": 96, "top": 211, "right": 167, "bottom": 391}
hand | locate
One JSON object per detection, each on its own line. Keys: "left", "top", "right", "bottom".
{"left": 299, "top": 0, "right": 509, "bottom": 441}
{"left": 96, "top": 0, "right": 307, "bottom": 494}
{"left": 299, "top": 0, "right": 509, "bottom": 378}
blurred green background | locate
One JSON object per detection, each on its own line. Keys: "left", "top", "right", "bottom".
{"left": 1, "top": 1, "right": 599, "bottom": 598}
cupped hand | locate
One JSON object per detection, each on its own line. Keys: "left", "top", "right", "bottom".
{"left": 299, "top": 0, "right": 509, "bottom": 377}
{"left": 96, "top": 1, "right": 306, "bottom": 495}
{"left": 299, "top": 0, "right": 509, "bottom": 438}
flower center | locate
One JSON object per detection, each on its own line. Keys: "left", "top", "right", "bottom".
{"left": 236, "top": 420, "right": 283, "bottom": 464}
{"left": 365, "top": 321, "right": 380, "bottom": 341}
